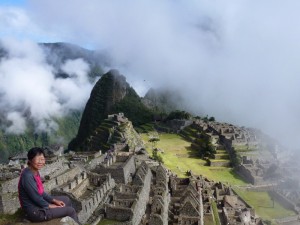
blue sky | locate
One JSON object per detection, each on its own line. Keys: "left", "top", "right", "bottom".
{"left": 0, "top": 0, "right": 25, "bottom": 6}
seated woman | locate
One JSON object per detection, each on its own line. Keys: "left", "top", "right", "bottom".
{"left": 18, "top": 147, "right": 80, "bottom": 224}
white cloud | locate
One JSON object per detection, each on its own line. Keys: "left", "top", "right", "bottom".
{"left": 2, "top": 0, "right": 300, "bottom": 147}
{"left": 0, "top": 38, "right": 92, "bottom": 133}
{"left": 54, "top": 58, "right": 94, "bottom": 110}
{"left": 6, "top": 112, "right": 26, "bottom": 134}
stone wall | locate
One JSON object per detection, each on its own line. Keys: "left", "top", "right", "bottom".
{"left": 44, "top": 166, "right": 82, "bottom": 192}
{"left": 0, "top": 176, "right": 19, "bottom": 194}
{"left": 88, "top": 172, "right": 111, "bottom": 186}
{"left": 94, "top": 155, "right": 136, "bottom": 184}
{"left": 106, "top": 206, "right": 133, "bottom": 221}
{"left": 0, "top": 168, "right": 20, "bottom": 181}
{"left": 71, "top": 176, "right": 90, "bottom": 198}
{"left": 40, "top": 158, "right": 66, "bottom": 177}
{"left": 0, "top": 171, "right": 26, "bottom": 213}
{"left": 270, "top": 190, "right": 298, "bottom": 213}
{"left": 235, "top": 165, "right": 256, "bottom": 185}
{"left": 114, "top": 191, "right": 138, "bottom": 199}
{"left": 121, "top": 156, "right": 136, "bottom": 184}
{"left": 235, "top": 164, "right": 265, "bottom": 186}
{"left": 276, "top": 215, "right": 300, "bottom": 224}
{"left": 106, "top": 162, "right": 152, "bottom": 225}
{"left": 77, "top": 174, "right": 115, "bottom": 223}
{"left": 149, "top": 165, "right": 170, "bottom": 225}
{"left": 87, "top": 155, "right": 106, "bottom": 170}
{"left": 0, "top": 192, "right": 19, "bottom": 214}
{"left": 131, "top": 164, "right": 152, "bottom": 225}
{"left": 149, "top": 214, "right": 164, "bottom": 225}
{"left": 209, "top": 160, "right": 230, "bottom": 167}
{"left": 52, "top": 171, "right": 115, "bottom": 224}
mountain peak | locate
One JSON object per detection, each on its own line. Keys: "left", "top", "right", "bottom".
{"left": 69, "top": 70, "right": 153, "bottom": 151}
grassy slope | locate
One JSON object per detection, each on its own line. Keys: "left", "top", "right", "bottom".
{"left": 234, "top": 188, "right": 296, "bottom": 223}
{"left": 141, "top": 133, "right": 246, "bottom": 185}
{"left": 141, "top": 132, "right": 297, "bottom": 222}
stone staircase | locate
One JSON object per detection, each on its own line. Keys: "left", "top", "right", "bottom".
{"left": 208, "top": 148, "right": 231, "bottom": 167}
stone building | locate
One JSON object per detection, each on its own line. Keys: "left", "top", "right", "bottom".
{"left": 169, "top": 177, "right": 204, "bottom": 225}
{"left": 0, "top": 115, "right": 268, "bottom": 225}
{"left": 52, "top": 170, "right": 115, "bottom": 224}
{"left": 105, "top": 161, "right": 152, "bottom": 225}
{"left": 213, "top": 183, "right": 262, "bottom": 225}
{"left": 149, "top": 164, "right": 170, "bottom": 225}
{"left": 92, "top": 153, "right": 136, "bottom": 184}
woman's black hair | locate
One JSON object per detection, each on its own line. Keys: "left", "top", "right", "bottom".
{"left": 27, "top": 147, "right": 45, "bottom": 161}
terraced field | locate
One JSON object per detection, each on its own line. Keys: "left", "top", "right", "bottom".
{"left": 141, "top": 133, "right": 247, "bottom": 185}
{"left": 140, "top": 132, "right": 297, "bottom": 224}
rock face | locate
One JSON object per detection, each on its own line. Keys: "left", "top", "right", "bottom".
{"left": 69, "top": 70, "right": 152, "bottom": 151}
{"left": 14, "top": 216, "right": 79, "bottom": 225}
{"left": 68, "top": 70, "right": 129, "bottom": 151}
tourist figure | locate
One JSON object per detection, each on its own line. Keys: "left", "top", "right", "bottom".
{"left": 18, "top": 147, "right": 80, "bottom": 224}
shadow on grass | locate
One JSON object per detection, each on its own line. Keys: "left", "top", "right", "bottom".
{"left": 229, "top": 169, "right": 249, "bottom": 184}
{"left": 257, "top": 206, "right": 275, "bottom": 208}
{"left": 185, "top": 146, "right": 202, "bottom": 159}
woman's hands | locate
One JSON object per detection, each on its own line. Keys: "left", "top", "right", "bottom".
{"left": 49, "top": 199, "right": 66, "bottom": 208}
{"left": 49, "top": 204, "right": 60, "bottom": 208}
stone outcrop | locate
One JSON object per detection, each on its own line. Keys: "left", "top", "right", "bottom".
{"left": 14, "top": 216, "right": 79, "bottom": 225}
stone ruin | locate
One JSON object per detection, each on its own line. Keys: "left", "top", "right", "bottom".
{"left": 190, "top": 119, "right": 280, "bottom": 186}
{"left": 207, "top": 122, "right": 259, "bottom": 147}
{"left": 0, "top": 114, "right": 267, "bottom": 225}
{"left": 235, "top": 156, "right": 281, "bottom": 185}
{"left": 107, "top": 112, "right": 128, "bottom": 124}
{"left": 92, "top": 152, "right": 136, "bottom": 184}
{"left": 105, "top": 161, "right": 152, "bottom": 224}
{"left": 214, "top": 183, "right": 263, "bottom": 225}
{"left": 169, "top": 177, "right": 204, "bottom": 225}
{"left": 0, "top": 150, "right": 266, "bottom": 225}
{"left": 193, "top": 120, "right": 259, "bottom": 148}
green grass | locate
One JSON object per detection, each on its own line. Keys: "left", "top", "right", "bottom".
{"left": 233, "top": 188, "right": 296, "bottom": 224}
{"left": 0, "top": 209, "right": 23, "bottom": 225}
{"left": 141, "top": 133, "right": 296, "bottom": 222}
{"left": 211, "top": 201, "right": 220, "bottom": 225}
{"left": 97, "top": 219, "right": 119, "bottom": 225}
{"left": 210, "top": 159, "right": 230, "bottom": 162}
{"left": 141, "top": 133, "right": 247, "bottom": 186}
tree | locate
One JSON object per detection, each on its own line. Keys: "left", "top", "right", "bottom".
{"left": 166, "top": 110, "right": 191, "bottom": 120}
{"left": 208, "top": 116, "right": 215, "bottom": 121}
{"left": 148, "top": 133, "right": 160, "bottom": 150}
{"left": 196, "top": 132, "right": 216, "bottom": 158}
{"left": 152, "top": 148, "right": 164, "bottom": 163}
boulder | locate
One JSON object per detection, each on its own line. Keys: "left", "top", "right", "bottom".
{"left": 14, "top": 216, "right": 79, "bottom": 225}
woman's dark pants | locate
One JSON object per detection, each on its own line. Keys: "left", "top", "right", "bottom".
{"left": 25, "top": 196, "right": 80, "bottom": 224}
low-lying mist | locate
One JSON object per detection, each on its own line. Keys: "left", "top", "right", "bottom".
{"left": 0, "top": 38, "right": 95, "bottom": 134}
